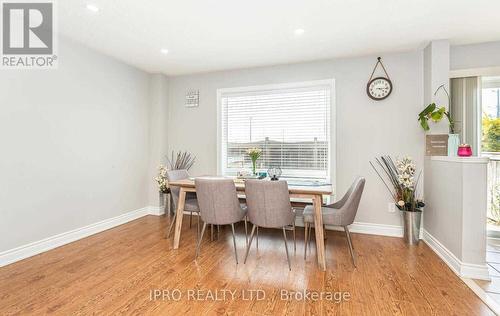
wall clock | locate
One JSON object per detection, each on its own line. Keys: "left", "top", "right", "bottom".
{"left": 367, "top": 57, "right": 393, "bottom": 101}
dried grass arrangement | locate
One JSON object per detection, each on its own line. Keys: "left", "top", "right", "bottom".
{"left": 167, "top": 150, "right": 196, "bottom": 171}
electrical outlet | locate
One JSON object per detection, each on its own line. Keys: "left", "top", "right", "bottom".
{"left": 388, "top": 203, "right": 396, "bottom": 213}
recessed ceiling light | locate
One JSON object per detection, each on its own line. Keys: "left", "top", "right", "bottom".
{"left": 294, "top": 28, "right": 305, "bottom": 36}
{"left": 86, "top": 4, "right": 99, "bottom": 12}
{"left": 160, "top": 48, "right": 169, "bottom": 55}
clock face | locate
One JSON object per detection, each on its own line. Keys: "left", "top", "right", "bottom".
{"left": 367, "top": 77, "right": 392, "bottom": 100}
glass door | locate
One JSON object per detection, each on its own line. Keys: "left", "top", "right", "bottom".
{"left": 482, "top": 77, "right": 500, "bottom": 233}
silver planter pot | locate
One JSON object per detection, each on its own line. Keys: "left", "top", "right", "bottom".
{"left": 402, "top": 210, "right": 422, "bottom": 245}
{"left": 159, "top": 191, "right": 166, "bottom": 209}
{"left": 159, "top": 191, "right": 171, "bottom": 214}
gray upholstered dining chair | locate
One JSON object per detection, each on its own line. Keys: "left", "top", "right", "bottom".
{"left": 303, "top": 177, "right": 365, "bottom": 267}
{"left": 243, "top": 180, "right": 296, "bottom": 270}
{"left": 194, "top": 178, "right": 248, "bottom": 263}
{"left": 166, "top": 169, "right": 200, "bottom": 238}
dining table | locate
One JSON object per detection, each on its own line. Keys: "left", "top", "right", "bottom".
{"left": 168, "top": 177, "right": 333, "bottom": 271}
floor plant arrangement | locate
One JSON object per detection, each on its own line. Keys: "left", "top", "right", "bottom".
{"left": 155, "top": 151, "right": 197, "bottom": 213}
{"left": 155, "top": 165, "right": 169, "bottom": 211}
{"left": 370, "top": 156, "right": 424, "bottom": 244}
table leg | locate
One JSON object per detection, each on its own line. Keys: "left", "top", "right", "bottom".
{"left": 313, "top": 194, "right": 326, "bottom": 270}
{"left": 173, "top": 188, "right": 186, "bottom": 249}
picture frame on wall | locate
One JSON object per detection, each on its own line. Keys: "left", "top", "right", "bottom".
{"left": 185, "top": 90, "right": 199, "bottom": 107}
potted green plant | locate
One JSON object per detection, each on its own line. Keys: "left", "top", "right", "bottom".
{"left": 370, "top": 156, "right": 424, "bottom": 244}
{"left": 417, "top": 103, "right": 454, "bottom": 132}
{"left": 417, "top": 84, "right": 458, "bottom": 156}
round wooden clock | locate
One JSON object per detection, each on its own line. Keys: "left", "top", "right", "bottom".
{"left": 367, "top": 77, "right": 393, "bottom": 100}
{"left": 367, "top": 57, "right": 393, "bottom": 101}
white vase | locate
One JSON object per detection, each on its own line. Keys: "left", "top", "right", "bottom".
{"left": 448, "top": 134, "right": 460, "bottom": 156}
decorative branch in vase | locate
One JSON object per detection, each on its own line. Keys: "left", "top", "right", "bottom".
{"left": 166, "top": 150, "right": 196, "bottom": 170}
{"left": 157, "top": 150, "right": 196, "bottom": 213}
{"left": 246, "top": 147, "right": 262, "bottom": 175}
{"left": 370, "top": 156, "right": 424, "bottom": 244}
{"left": 155, "top": 150, "right": 196, "bottom": 194}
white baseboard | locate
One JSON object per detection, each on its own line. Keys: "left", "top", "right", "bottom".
{"left": 0, "top": 207, "right": 152, "bottom": 267}
{"left": 293, "top": 216, "right": 405, "bottom": 238}
{"left": 341, "top": 221, "right": 403, "bottom": 237}
{"left": 422, "top": 229, "right": 490, "bottom": 280}
{"left": 148, "top": 206, "right": 165, "bottom": 216}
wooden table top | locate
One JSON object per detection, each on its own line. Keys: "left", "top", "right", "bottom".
{"left": 168, "top": 177, "right": 333, "bottom": 196}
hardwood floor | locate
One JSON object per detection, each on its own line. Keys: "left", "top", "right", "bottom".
{"left": 0, "top": 215, "right": 493, "bottom": 315}
{"left": 475, "top": 238, "right": 500, "bottom": 309}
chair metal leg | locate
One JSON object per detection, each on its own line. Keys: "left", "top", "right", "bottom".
{"left": 256, "top": 227, "right": 259, "bottom": 250}
{"left": 166, "top": 211, "right": 177, "bottom": 238}
{"left": 282, "top": 227, "right": 291, "bottom": 271}
{"left": 230, "top": 224, "right": 239, "bottom": 264}
{"left": 307, "top": 223, "right": 312, "bottom": 252}
{"left": 196, "top": 213, "right": 200, "bottom": 242}
{"left": 244, "top": 217, "right": 248, "bottom": 245}
{"left": 244, "top": 225, "right": 257, "bottom": 264}
{"left": 190, "top": 211, "right": 193, "bottom": 228}
{"left": 344, "top": 226, "right": 356, "bottom": 267}
{"left": 211, "top": 224, "right": 214, "bottom": 241}
{"left": 217, "top": 225, "right": 220, "bottom": 239}
{"left": 304, "top": 222, "right": 308, "bottom": 260}
{"left": 292, "top": 221, "right": 296, "bottom": 252}
{"left": 195, "top": 222, "right": 207, "bottom": 259}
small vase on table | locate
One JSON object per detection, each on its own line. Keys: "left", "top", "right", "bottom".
{"left": 448, "top": 134, "right": 460, "bottom": 156}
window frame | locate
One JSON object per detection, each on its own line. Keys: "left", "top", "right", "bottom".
{"left": 216, "top": 79, "right": 336, "bottom": 185}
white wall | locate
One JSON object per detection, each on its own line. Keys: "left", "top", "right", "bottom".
{"left": 148, "top": 74, "right": 169, "bottom": 208}
{"left": 167, "top": 51, "right": 424, "bottom": 227}
{"left": 423, "top": 157, "right": 489, "bottom": 279}
{"left": 423, "top": 40, "right": 450, "bottom": 134}
{"left": 450, "top": 41, "right": 500, "bottom": 70}
{"left": 0, "top": 37, "right": 152, "bottom": 252}
{"left": 424, "top": 158, "right": 464, "bottom": 257}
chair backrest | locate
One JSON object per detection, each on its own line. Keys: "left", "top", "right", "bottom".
{"left": 244, "top": 180, "right": 294, "bottom": 228}
{"left": 195, "top": 178, "right": 244, "bottom": 225}
{"left": 335, "top": 177, "right": 366, "bottom": 225}
{"left": 166, "top": 169, "right": 190, "bottom": 207}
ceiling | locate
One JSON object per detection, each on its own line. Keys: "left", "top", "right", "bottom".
{"left": 59, "top": 0, "right": 500, "bottom": 76}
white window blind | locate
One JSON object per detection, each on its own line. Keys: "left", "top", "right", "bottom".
{"left": 219, "top": 80, "right": 333, "bottom": 181}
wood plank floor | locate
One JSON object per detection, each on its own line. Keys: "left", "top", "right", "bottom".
{"left": 0, "top": 215, "right": 493, "bottom": 315}
{"left": 475, "top": 238, "right": 500, "bottom": 309}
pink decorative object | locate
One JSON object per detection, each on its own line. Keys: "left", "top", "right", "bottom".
{"left": 457, "top": 144, "right": 472, "bottom": 157}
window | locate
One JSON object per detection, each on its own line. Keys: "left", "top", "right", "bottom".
{"left": 482, "top": 76, "right": 500, "bottom": 153}
{"left": 218, "top": 80, "right": 334, "bottom": 182}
